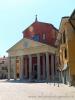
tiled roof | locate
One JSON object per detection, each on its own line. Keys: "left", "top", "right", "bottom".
{"left": 22, "top": 21, "right": 58, "bottom": 46}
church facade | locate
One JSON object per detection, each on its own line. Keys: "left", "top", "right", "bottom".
{"left": 7, "top": 18, "right": 58, "bottom": 82}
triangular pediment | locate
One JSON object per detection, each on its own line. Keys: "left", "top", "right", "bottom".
{"left": 7, "top": 38, "right": 47, "bottom": 52}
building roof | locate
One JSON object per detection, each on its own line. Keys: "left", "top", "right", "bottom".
{"left": 22, "top": 20, "right": 58, "bottom": 46}
{"left": 23, "top": 21, "right": 58, "bottom": 34}
{"left": 69, "top": 9, "right": 75, "bottom": 30}
{"left": 60, "top": 10, "right": 75, "bottom": 31}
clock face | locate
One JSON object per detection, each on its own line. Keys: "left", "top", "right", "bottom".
{"left": 29, "top": 26, "right": 34, "bottom": 32}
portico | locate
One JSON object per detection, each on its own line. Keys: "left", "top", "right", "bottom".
{"left": 7, "top": 38, "right": 57, "bottom": 82}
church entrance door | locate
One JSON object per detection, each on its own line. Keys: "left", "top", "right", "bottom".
{"left": 33, "top": 64, "right": 37, "bottom": 80}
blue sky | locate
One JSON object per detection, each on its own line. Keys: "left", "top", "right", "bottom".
{"left": 0, "top": 0, "right": 75, "bottom": 57}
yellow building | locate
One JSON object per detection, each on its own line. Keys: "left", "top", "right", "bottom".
{"left": 56, "top": 10, "right": 75, "bottom": 85}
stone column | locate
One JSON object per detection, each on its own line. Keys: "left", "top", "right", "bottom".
{"left": 46, "top": 52, "right": 50, "bottom": 81}
{"left": 37, "top": 54, "right": 40, "bottom": 80}
{"left": 54, "top": 55, "right": 57, "bottom": 75}
{"left": 25, "top": 57, "right": 28, "bottom": 78}
{"left": 29, "top": 55, "right": 32, "bottom": 80}
{"left": 13, "top": 57, "right": 16, "bottom": 80}
{"left": 20, "top": 56, "right": 24, "bottom": 80}
{"left": 42, "top": 54, "right": 45, "bottom": 80}
{"left": 51, "top": 54, "right": 54, "bottom": 81}
{"left": 8, "top": 57, "right": 11, "bottom": 80}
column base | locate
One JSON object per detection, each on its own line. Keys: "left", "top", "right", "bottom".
{"left": 8, "top": 78, "right": 10, "bottom": 80}
{"left": 14, "top": 78, "right": 17, "bottom": 80}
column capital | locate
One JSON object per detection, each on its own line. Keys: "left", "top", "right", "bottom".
{"left": 20, "top": 55, "right": 24, "bottom": 59}
{"left": 46, "top": 52, "right": 50, "bottom": 57}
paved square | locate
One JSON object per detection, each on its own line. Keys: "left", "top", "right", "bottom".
{"left": 0, "top": 80, "right": 75, "bottom": 100}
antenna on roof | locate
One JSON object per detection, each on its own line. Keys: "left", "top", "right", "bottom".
{"left": 35, "top": 14, "right": 38, "bottom": 22}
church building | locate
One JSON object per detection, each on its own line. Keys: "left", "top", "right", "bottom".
{"left": 7, "top": 16, "right": 58, "bottom": 82}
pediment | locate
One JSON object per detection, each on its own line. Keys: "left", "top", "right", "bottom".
{"left": 7, "top": 38, "right": 46, "bottom": 52}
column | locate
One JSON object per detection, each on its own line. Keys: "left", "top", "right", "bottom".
{"left": 51, "top": 54, "right": 54, "bottom": 81}
{"left": 20, "top": 56, "right": 24, "bottom": 80}
{"left": 13, "top": 57, "right": 16, "bottom": 80}
{"left": 46, "top": 52, "right": 50, "bottom": 81}
{"left": 54, "top": 55, "right": 57, "bottom": 75}
{"left": 42, "top": 54, "right": 45, "bottom": 80}
{"left": 29, "top": 55, "right": 32, "bottom": 80}
{"left": 8, "top": 57, "right": 11, "bottom": 80}
{"left": 25, "top": 57, "right": 28, "bottom": 78}
{"left": 37, "top": 54, "right": 40, "bottom": 80}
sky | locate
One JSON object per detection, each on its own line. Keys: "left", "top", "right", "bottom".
{"left": 0, "top": 0, "right": 75, "bottom": 57}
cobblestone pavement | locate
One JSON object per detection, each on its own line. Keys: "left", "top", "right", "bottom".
{"left": 0, "top": 80, "right": 75, "bottom": 100}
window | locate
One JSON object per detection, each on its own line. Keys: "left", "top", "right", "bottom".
{"left": 2, "top": 67, "right": 4, "bottom": 70}
{"left": 43, "top": 33, "right": 46, "bottom": 40}
{"left": 2, "top": 61, "right": 4, "bottom": 64}
{"left": 16, "top": 60, "right": 19, "bottom": 63}
{"left": 63, "top": 32, "right": 66, "bottom": 43}
{"left": 32, "top": 34, "right": 40, "bottom": 41}
{"left": 64, "top": 48, "right": 67, "bottom": 59}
